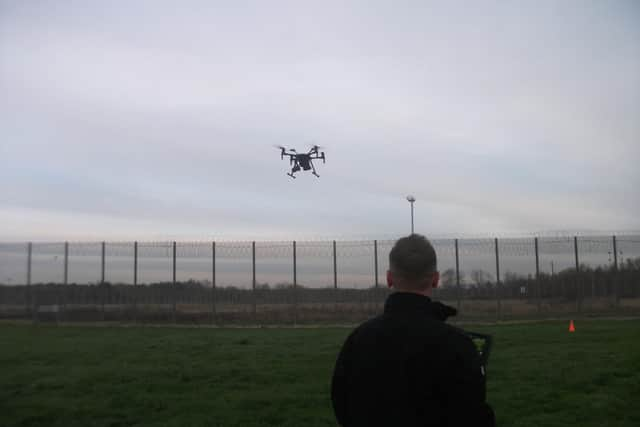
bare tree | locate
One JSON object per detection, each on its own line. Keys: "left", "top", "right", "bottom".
{"left": 441, "top": 268, "right": 456, "bottom": 288}
{"left": 471, "top": 269, "right": 493, "bottom": 285}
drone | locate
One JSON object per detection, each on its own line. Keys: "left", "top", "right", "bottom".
{"left": 276, "top": 145, "right": 326, "bottom": 178}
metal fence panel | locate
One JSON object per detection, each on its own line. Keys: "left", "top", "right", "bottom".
{"left": 1, "top": 236, "right": 639, "bottom": 324}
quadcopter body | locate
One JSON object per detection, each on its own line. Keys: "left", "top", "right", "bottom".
{"left": 277, "top": 145, "right": 326, "bottom": 178}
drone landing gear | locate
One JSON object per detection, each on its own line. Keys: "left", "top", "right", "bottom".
{"left": 312, "top": 172, "right": 320, "bottom": 178}
{"left": 287, "top": 172, "right": 297, "bottom": 179}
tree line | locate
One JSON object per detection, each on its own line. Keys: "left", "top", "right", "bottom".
{"left": 0, "top": 257, "right": 638, "bottom": 307}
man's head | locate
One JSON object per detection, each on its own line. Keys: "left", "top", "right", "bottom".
{"left": 387, "top": 234, "right": 439, "bottom": 295}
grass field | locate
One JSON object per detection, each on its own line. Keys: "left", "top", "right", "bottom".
{"left": 1, "top": 320, "right": 639, "bottom": 427}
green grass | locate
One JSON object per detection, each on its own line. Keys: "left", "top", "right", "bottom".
{"left": 1, "top": 320, "right": 639, "bottom": 427}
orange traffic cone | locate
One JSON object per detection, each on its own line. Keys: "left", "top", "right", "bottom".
{"left": 569, "top": 320, "right": 575, "bottom": 332}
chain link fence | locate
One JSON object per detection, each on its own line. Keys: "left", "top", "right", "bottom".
{"left": 1, "top": 235, "right": 639, "bottom": 324}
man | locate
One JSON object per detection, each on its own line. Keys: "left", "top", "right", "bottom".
{"left": 331, "top": 234, "right": 495, "bottom": 427}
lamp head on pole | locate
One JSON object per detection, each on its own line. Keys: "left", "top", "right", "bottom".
{"left": 406, "top": 195, "right": 416, "bottom": 234}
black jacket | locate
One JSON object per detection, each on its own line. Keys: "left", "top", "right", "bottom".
{"left": 331, "top": 292, "right": 495, "bottom": 427}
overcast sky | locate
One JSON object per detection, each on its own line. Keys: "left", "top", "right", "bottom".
{"left": 1, "top": 0, "right": 639, "bottom": 242}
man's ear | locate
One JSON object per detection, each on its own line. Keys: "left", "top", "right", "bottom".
{"left": 431, "top": 271, "right": 440, "bottom": 289}
{"left": 386, "top": 270, "right": 393, "bottom": 289}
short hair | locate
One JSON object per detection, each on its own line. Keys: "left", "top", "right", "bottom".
{"left": 389, "top": 234, "right": 437, "bottom": 281}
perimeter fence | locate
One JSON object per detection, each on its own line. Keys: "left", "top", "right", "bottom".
{"left": 1, "top": 235, "right": 639, "bottom": 324}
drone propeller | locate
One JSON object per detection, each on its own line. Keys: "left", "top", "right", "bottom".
{"left": 273, "top": 145, "right": 288, "bottom": 159}
{"left": 309, "top": 144, "right": 325, "bottom": 155}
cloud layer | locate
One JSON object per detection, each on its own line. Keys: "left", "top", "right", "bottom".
{"left": 2, "top": 0, "right": 639, "bottom": 241}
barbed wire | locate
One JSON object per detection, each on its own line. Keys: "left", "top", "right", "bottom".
{"left": 617, "top": 237, "right": 640, "bottom": 255}
{"left": 68, "top": 243, "right": 101, "bottom": 257}
{"left": 105, "top": 242, "right": 135, "bottom": 257}
{"left": 0, "top": 243, "right": 28, "bottom": 253}
{"left": 296, "top": 242, "right": 334, "bottom": 257}
{"left": 618, "top": 236, "right": 640, "bottom": 243}
{"left": 578, "top": 237, "right": 617, "bottom": 255}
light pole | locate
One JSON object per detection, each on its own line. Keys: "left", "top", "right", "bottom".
{"left": 406, "top": 195, "right": 415, "bottom": 234}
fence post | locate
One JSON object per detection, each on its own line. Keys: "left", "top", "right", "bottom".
{"left": 495, "top": 237, "right": 501, "bottom": 320}
{"left": 534, "top": 237, "right": 541, "bottom": 314}
{"left": 374, "top": 239, "right": 380, "bottom": 313}
{"left": 374, "top": 240, "right": 379, "bottom": 288}
{"left": 27, "top": 242, "right": 34, "bottom": 321}
{"left": 133, "top": 241, "right": 138, "bottom": 323}
{"left": 101, "top": 242, "right": 105, "bottom": 284}
{"left": 574, "top": 236, "right": 581, "bottom": 313}
{"left": 252, "top": 241, "right": 256, "bottom": 324}
{"left": 612, "top": 235, "right": 618, "bottom": 270}
{"left": 60, "top": 241, "right": 68, "bottom": 323}
{"left": 293, "top": 240, "right": 297, "bottom": 326}
{"left": 612, "top": 235, "right": 618, "bottom": 305}
{"left": 455, "top": 239, "right": 460, "bottom": 312}
{"left": 64, "top": 242, "right": 69, "bottom": 285}
{"left": 211, "top": 241, "right": 216, "bottom": 325}
{"left": 333, "top": 240, "right": 338, "bottom": 312}
{"left": 172, "top": 241, "right": 177, "bottom": 323}
{"left": 101, "top": 241, "right": 105, "bottom": 321}
{"left": 333, "top": 240, "right": 337, "bottom": 289}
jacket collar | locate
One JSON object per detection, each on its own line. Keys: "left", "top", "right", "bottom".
{"left": 384, "top": 292, "right": 445, "bottom": 320}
